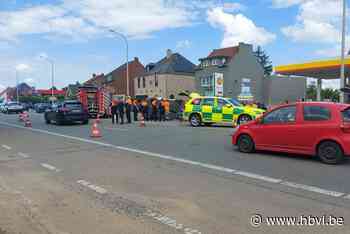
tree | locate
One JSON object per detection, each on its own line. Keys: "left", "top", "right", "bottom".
{"left": 306, "top": 85, "right": 340, "bottom": 102}
{"left": 254, "top": 46, "right": 273, "bottom": 76}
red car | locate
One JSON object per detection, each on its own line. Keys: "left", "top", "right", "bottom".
{"left": 232, "top": 102, "right": 350, "bottom": 164}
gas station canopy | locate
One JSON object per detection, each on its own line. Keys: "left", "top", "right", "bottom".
{"left": 274, "top": 57, "right": 350, "bottom": 79}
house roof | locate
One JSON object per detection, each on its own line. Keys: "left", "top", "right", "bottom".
{"left": 143, "top": 53, "right": 195, "bottom": 76}
{"left": 37, "top": 89, "right": 66, "bottom": 95}
{"left": 202, "top": 46, "right": 239, "bottom": 60}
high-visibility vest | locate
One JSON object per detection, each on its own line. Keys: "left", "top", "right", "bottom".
{"left": 164, "top": 101, "right": 170, "bottom": 112}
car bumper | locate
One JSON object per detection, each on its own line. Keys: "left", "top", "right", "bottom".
{"left": 58, "top": 113, "right": 89, "bottom": 122}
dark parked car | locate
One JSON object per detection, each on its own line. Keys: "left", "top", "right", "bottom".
{"left": 44, "top": 100, "right": 89, "bottom": 125}
{"left": 35, "top": 103, "right": 51, "bottom": 113}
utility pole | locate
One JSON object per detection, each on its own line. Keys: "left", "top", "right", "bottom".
{"left": 340, "top": 0, "right": 347, "bottom": 103}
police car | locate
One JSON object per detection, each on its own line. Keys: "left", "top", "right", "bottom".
{"left": 183, "top": 94, "right": 265, "bottom": 127}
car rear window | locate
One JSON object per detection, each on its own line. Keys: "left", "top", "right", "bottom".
{"left": 64, "top": 103, "right": 82, "bottom": 109}
{"left": 303, "top": 106, "right": 331, "bottom": 121}
{"left": 342, "top": 108, "right": 350, "bottom": 122}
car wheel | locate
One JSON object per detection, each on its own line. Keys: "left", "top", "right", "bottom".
{"left": 317, "top": 141, "right": 344, "bottom": 164}
{"left": 237, "top": 134, "right": 255, "bottom": 153}
{"left": 237, "top": 114, "right": 252, "bottom": 125}
{"left": 45, "top": 117, "right": 50, "bottom": 124}
{"left": 189, "top": 114, "right": 201, "bottom": 127}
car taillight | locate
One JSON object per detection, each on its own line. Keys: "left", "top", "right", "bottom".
{"left": 59, "top": 107, "right": 70, "bottom": 112}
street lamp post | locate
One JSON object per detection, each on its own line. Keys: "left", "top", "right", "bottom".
{"left": 109, "top": 29, "right": 129, "bottom": 97}
{"left": 15, "top": 69, "right": 19, "bottom": 103}
{"left": 40, "top": 56, "right": 55, "bottom": 102}
{"left": 340, "top": 0, "right": 347, "bottom": 103}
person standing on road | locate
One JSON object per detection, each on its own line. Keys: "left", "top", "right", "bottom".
{"left": 159, "top": 98, "right": 165, "bottom": 121}
{"left": 141, "top": 98, "right": 148, "bottom": 121}
{"left": 117, "top": 99, "right": 125, "bottom": 125}
{"left": 151, "top": 98, "right": 158, "bottom": 121}
{"left": 163, "top": 98, "right": 170, "bottom": 121}
{"left": 133, "top": 99, "right": 139, "bottom": 121}
{"left": 125, "top": 97, "right": 132, "bottom": 124}
{"left": 111, "top": 100, "right": 118, "bottom": 124}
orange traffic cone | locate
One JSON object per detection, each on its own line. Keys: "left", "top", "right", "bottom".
{"left": 90, "top": 120, "right": 102, "bottom": 138}
{"left": 19, "top": 112, "right": 24, "bottom": 121}
{"left": 24, "top": 116, "right": 32, "bottom": 127}
{"left": 139, "top": 113, "right": 145, "bottom": 127}
{"left": 96, "top": 114, "right": 101, "bottom": 124}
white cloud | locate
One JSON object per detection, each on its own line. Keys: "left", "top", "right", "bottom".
{"left": 281, "top": 0, "right": 345, "bottom": 43}
{"left": 207, "top": 7, "right": 276, "bottom": 47}
{"left": 0, "top": 0, "right": 198, "bottom": 43}
{"left": 176, "top": 40, "right": 191, "bottom": 49}
{"left": 15, "top": 63, "right": 30, "bottom": 71}
{"left": 271, "top": 0, "right": 305, "bottom": 8}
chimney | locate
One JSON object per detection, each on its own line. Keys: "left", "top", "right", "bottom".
{"left": 166, "top": 49, "right": 172, "bottom": 59}
{"left": 134, "top": 57, "right": 139, "bottom": 62}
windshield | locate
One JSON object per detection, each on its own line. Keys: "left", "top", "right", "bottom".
{"left": 225, "top": 98, "right": 242, "bottom": 106}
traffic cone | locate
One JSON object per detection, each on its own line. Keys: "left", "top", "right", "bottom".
{"left": 139, "top": 113, "right": 145, "bottom": 127}
{"left": 90, "top": 120, "right": 102, "bottom": 137}
{"left": 24, "top": 116, "right": 32, "bottom": 127}
{"left": 19, "top": 112, "right": 24, "bottom": 122}
{"left": 96, "top": 114, "right": 101, "bottom": 124}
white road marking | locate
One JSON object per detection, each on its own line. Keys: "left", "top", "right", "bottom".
{"left": 1, "top": 145, "right": 12, "bottom": 150}
{"left": 145, "top": 210, "right": 202, "bottom": 234}
{"left": 40, "top": 163, "right": 61, "bottom": 172}
{"left": 1, "top": 121, "right": 349, "bottom": 200}
{"left": 234, "top": 171, "right": 282, "bottom": 183}
{"left": 77, "top": 180, "right": 107, "bottom": 194}
{"left": 104, "top": 127, "right": 128, "bottom": 132}
{"left": 281, "top": 181, "right": 345, "bottom": 197}
{"left": 18, "top": 152, "right": 30, "bottom": 158}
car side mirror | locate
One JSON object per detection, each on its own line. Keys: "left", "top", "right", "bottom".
{"left": 225, "top": 104, "right": 233, "bottom": 108}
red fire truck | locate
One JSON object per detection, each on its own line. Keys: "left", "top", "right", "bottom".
{"left": 77, "top": 85, "right": 111, "bottom": 118}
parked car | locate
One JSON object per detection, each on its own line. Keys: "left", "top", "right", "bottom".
{"left": 232, "top": 102, "right": 350, "bottom": 164}
{"left": 0, "top": 103, "right": 6, "bottom": 113}
{"left": 34, "top": 103, "right": 51, "bottom": 113}
{"left": 183, "top": 93, "right": 265, "bottom": 127}
{"left": 3, "top": 102, "right": 24, "bottom": 114}
{"left": 44, "top": 100, "right": 89, "bottom": 125}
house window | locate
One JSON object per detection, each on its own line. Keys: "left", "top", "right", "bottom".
{"left": 154, "top": 74, "right": 158, "bottom": 87}
{"left": 200, "top": 76, "right": 213, "bottom": 87}
{"left": 142, "top": 77, "right": 146, "bottom": 88}
{"left": 137, "top": 78, "right": 140, "bottom": 89}
{"left": 106, "top": 75, "right": 112, "bottom": 82}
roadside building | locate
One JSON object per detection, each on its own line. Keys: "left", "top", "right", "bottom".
{"left": 195, "top": 42, "right": 306, "bottom": 104}
{"left": 134, "top": 49, "right": 196, "bottom": 99}
{"left": 36, "top": 89, "right": 66, "bottom": 96}
{"left": 104, "top": 57, "right": 144, "bottom": 96}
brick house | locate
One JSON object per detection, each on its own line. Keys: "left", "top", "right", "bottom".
{"left": 104, "top": 57, "right": 145, "bottom": 96}
{"left": 134, "top": 50, "right": 196, "bottom": 99}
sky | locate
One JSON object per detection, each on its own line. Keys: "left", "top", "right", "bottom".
{"left": 0, "top": 0, "right": 348, "bottom": 91}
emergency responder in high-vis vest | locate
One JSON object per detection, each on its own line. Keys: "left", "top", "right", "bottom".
{"left": 163, "top": 98, "right": 170, "bottom": 121}
{"left": 125, "top": 97, "right": 133, "bottom": 124}
{"left": 151, "top": 98, "right": 158, "bottom": 121}
{"left": 133, "top": 99, "right": 139, "bottom": 121}
{"left": 141, "top": 98, "right": 148, "bottom": 121}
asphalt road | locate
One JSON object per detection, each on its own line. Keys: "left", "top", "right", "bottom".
{"left": 2, "top": 112, "right": 350, "bottom": 194}
{"left": 2, "top": 112, "right": 350, "bottom": 233}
